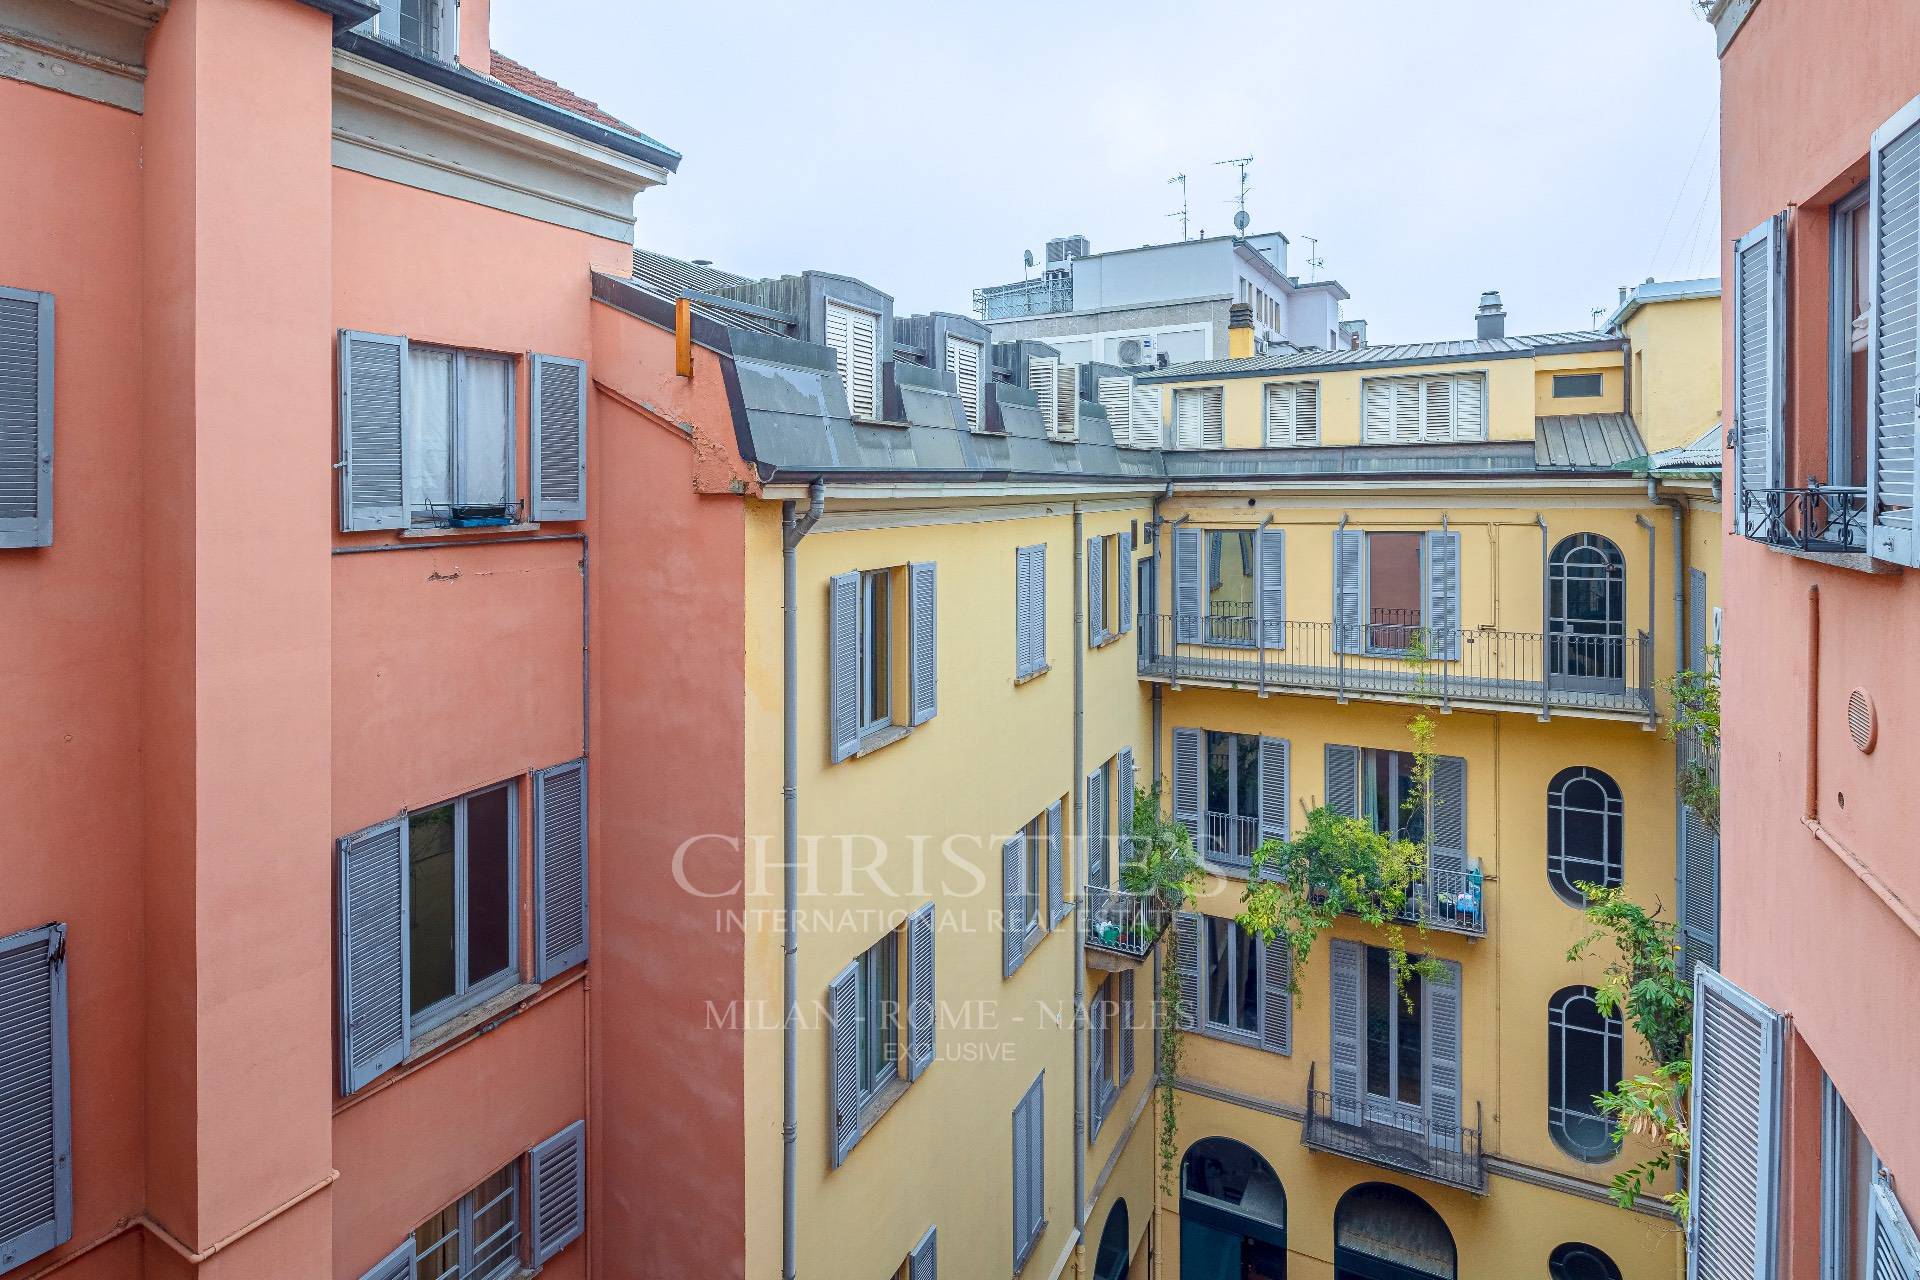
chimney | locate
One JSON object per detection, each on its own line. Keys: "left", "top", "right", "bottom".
{"left": 1618, "top": 285, "right": 1629, "bottom": 306}
{"left": 1228, "top": 301, "right": 1255, "bottom": 359}
{"left": 1475, "top": 290, "right": 1507, "bottom": 341}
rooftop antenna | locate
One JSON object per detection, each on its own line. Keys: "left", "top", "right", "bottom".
{"left": 1303, "top": 236, "right": 1324, "bottom": 282}
{"left": 1168, "top": 173, "right": 1189, "bottom": 241}
{"left": 1023, "top": 248, "right": 1034, "bottom": 281}
{"left": 1216, "top": 155, "right": 1254, "bottom": 232}
{"left": 1591, "top": 305, "right": 1607, "bottom": 329}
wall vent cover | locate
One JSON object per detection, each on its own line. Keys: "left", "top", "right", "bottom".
{"left": 1848, "top": 688, "right": 1878, "bottom": 753}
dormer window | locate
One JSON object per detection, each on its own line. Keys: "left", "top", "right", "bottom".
{"left": 824, "top": 300, "right": 881, "bottom": 419}
{"left": 362, "top": 0, "right": 457, "bottom": 62}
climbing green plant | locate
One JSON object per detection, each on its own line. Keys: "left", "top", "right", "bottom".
{"left": 1665, "top": 646, "right": 1721, "bottom": 831}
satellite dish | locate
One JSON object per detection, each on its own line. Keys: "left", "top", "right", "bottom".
{"left": 1233, "top": 210, "right": 1250, "bottom": 233}
{"left": 1023, "top": 249, "right": 1035, "bottom": 269}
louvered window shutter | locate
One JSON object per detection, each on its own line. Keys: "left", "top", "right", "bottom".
{"left": 1870, "top": 100, "right": 1920, "bottom": 565}
{"left": 1202, "top": 388, "right": 1224, "bottom": 449}
{"left": 355, "top": 1241, "right": 413, "bottom": 1280}
{"left": 338, "top": 819, "right": 410, "bottom": 1095}
{"left": 1087, "top": 981, "right": 1109, "bottom": 1143}
{"left": 1324, "top": 743, "right": 1360, "bottom": 820}
{"left": 1263, "top": 382, "right": 1319, "bottom": 447}
{"left": 1688, "top": 568, "right": 1709, "bottom": 672}
{"left": 1425, "top": 959, "right": 1463, "bottom": 1151}
{"left": 1263, "top": 383, "right": 1289, "bottom": 446}
{"left": 1453, "top": 375, "right": 1486, "bottom": 440}
{"left": 907, "top": 902, "right": 936, "bottom": 1081}
{"left": 527, "top": 1119, "right": 588, "bottom": 1264}
{"left": 1679, "top": 805, "right": 1720, "bottom": 976}
{"left": 1690, "top": 967, "right": 1785, "bottom": 1280}
{"left": 1055, "top": 364, "right": 1080, "bottom": 440}
{"left": 530, "top": 353, "right": 587, "bottom": 521}
{"left": 1172, "top": 728, "right": 1203, "bottom": 846}
{"left": 1115, "top": 748, "right": 1136, "bottom": 866}
{"left": 947, "top": 334, "right": 983, "bottom": 429}
{"left": 1362, "top": 380, "right": 1393, "bottom": 444}
{"left": 1027, "top": 1076, "right": 1046, "bottom": 1245}
{"left": 828, "top": 572, "right": 860, "bottom": 762}
{"left": 0, "top": 288, "right": 53, "bottom": 549}
{"left": 1424, "top": 530, "right": 1462, "bottom": 660}
{"left": 1173, "top": 912, "right": 1200, "bottom": 1031}
{"left": 1732, "top": 215, "right": 1787, "bottom": 538}
{"left": 1029, "top": 356, "right": 1059, "bottom": 436}
{"left": 1046, "top": 799, "right": 1065, "bottom": 925}
{"left": 1871, "top": 1178, "right": 1920, "bottom": 1280}
{"left": 1428, "top": 755, "right": 1468, "bottom": 878}
{"left": 826, "top": 301, "right": 880, "bottom": 419}
{"left": 1173, "top": 388, "right": 1202, "bottom": 448}
{"left": 1118, "top": 969, "right": 1135, "bottom": 1085}
{"left": 1334, "top": 530, "right": 1366, "bottom": 654}
{"left": 1259, "top": 934, "right": 1292, "bottom": 1056}
{"left": 1173, "top": 528, "right": 1202, "bottom": 642}
{"left": 1131, "top": 383, "right": 1162, "bottom": 447}
{"left": 1257, "top": 737, "right": 1290, "bottom": 871}
{"left": 1087, "top": 536, "right": 1105, "bottom": 645}
{"left": 1393, "top": 381, "right": 1421, "bottom": 443}
{"left": 338, "top": 330, "right": 409, "bottom": 531}
{"left": 1098, "top": 376, "right": 1131, "bottom": 445}
{"left": 0, "top": 924, "right": 70, "bottom": 1271}
{"left": 1257, "top": 527, "right": 1285, "bottom": 649}
{"left": 1002, "top": 834, "right": 1027, "bottom": 977}
{"left": 828, "top": 961, "right": 862, "bottom": 1165}
{"left": 1295, "top": 382, "right": 1320, "bottom": 445}
{"left": 533, "top": 758, "right": 589, "bottom": 981}
{"left": 1328, "top": 938, "right": 1364, "bottom": 1123}
{"left": 909, "top": 562, "right": 938, "bottom": 725}
{"left": 909, "top": 1225, "right": 938, "bottom": 1280}
{"left": 1117, "top": 532, "right": 1133, "bottom": 634}
{"left": 1085, "top": 766, "right": 1108, "bottom": 891}
{"left": 1016, "top": 543, "right": 1047, "bottom": 676}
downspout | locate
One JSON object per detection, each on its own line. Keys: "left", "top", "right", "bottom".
{"left": 1072, "top": 503, "right": 1088, "bottom": 1240}
{"left": 1255, "top": 514, "right": 1273, "bottom": 699}
{"left": 1536, "top": 514, "right": 1550, "bottom": 722}
{"left": 1649, "top": 478, "right": 1689, "bottom": 681}
{"left": 781, "top": 480, "right": 825, "bottom": 1280}
{"left": 1637, "top": 513, "right": 1657, "bottom": 728}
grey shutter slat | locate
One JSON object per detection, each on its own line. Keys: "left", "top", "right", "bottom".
{"left": 1173, "top": 911, "right": 1199, "bottom": 1031}
{"left": 1085, "top": 766, "right": 1108, "bottom": 891}
{"left": 0, "top": 289, "right": 53, "bottom": 549}
{"left": 1087, "top": 536, "right": 1105, "bottom": 645}
{"left": 527, "top": 1119, "right": 587, "bottom": 1264}
{"left": 1257, "top": 527, "right": 1285, "bottom": 649}
{"left": 1871, "top": 1178, "right": 1920, "bottom": 1280}
{"left": 909, "top": 561, "right": 938, "bottom": 725}
{"left": 1732, "top": 215, "right": 1786, "bottom": 538}
{"left": 1258, "top": 736, "right": 1290, "bottom": 852}
{"left": 1679, "top": 805, "right": 1721, "bottom": 975}
{"left": 1328, "top": 938, "right": 1364, "bottom": 1124}
{"left": 829, "top": 961, "right": 862, "bottom": 1166}
{"left": 0, "top": 924, "right": 70, "bottom": 1272}
{"left": 1259, "top": 934, "right": 1292, "bottom": 1056}
{"left": 1690, "top": 967, "right": 1785, "bottom": 1280}
{"left": 1117, "top": 531, "right": 1134, "bottom": 633}
{"left": 1028, "top": 1075, "right": 1046, "bottom": 1244}
{"left": 530, "top": 353, "right": 588, "bottom": 521}
{"left": 828, "top": 572, "right": 860, "bottom": 762}
{"left": 1871, "top": 101, "right": 1920, "bottom": 565}
{"left": 1424, "top": 530, "right": 1461, "bottom": 660}
{"left": 338, "top": 330, "right": 408, "bottom": 532}
{"left": 1173, "top": 528, "right": 1202, "bottom": 642}
{"left": 1689, "top": 567, "right": 1709, "bottom": 671}
{"left": 533, "top": 758, "right": 589, "bottom": 981}
{"left": 1118, "top": 969, "right": 1135, "bottom": 1084}
{"left": 1011, "top": 1090, "right": 1029, "bottom": 1267}
{"left": 909, "top": 1224, "right": 938, "bottom": 1280}
{"left": 1115, "top": 748, "right": 1136, "bottom": 867}
{"left": 1334, "top": 529, "right": 1366, "bottom": 654}
{"left": 907, "top": 902, "right": 936, "bottom": 1081}
{"left": 1033, "top": 544, "right": 1047, "bottom": 670}
{"left": 1324, "top": 744, "right": 1360, "bottom": 819}
{"left": 1172, "top": 728, "right": 1203, "bottom": 846}
{"left": 1046, "top": 799, "right": 1065, "bottom": 925}
{"left": 338, "top": 818, "right": 409, "bottom": 1095}
{"left": 1016, "top": 544, "right": 1042, "bottom": 678}
{"left": 355, "top": 1240, "right": 413, "bottom": 1280}
{"left": 1424, "top": 959, "right": 1462, "bottom": 1151}
{"left": 1002, "top": 834, "right": 1026, "bottom": 978}
{"left": 1428, "top": 755, "right": 1467, "bottom": 878}
{"left": 1088, "top": 980, "right": 1108, "bottom": 1144}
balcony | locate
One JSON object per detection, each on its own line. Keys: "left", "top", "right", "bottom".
{"left": 1139, "top": 613, "right": 1655, "bottom": 720}
{"left": 1082, "top": 885, "right": 1172, "bottom": 968}
{"left": 1738, "top": 483, "right": 1869, "bottom": 555}
{"left": 1302, "top": 1063, "right": 1487, "bottom": 1195}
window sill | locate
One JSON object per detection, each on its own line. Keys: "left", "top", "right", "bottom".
{"left": 853, "top": 724, "right": 912, "bottom": 759}
{"left": 859, "top": 1072, "right": 912, "bottom": 1134}
{"left": 400, "top": 522, "right": 544, "bottom": 539}
{"left": 1015, "top": 664, "right": 1051, "bottom": 686}
{"left": 408, "top": 981, "right": 541, "bottom": 1060}
{"left": 1750, "top": 537, "right": 1902, "bottom": 575}
{"left": 1014, "top": 1221, "right": 1049, "bottom": 1276}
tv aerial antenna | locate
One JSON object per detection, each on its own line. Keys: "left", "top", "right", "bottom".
{"left": 1303, "top": 236, "right": 1325, "bottom": 281}
{"left": 1168, "top": 173, "right": 1189, "bottom": 241}
{"left": 1216, "top": 155, "right": 1254, "bottom": 233}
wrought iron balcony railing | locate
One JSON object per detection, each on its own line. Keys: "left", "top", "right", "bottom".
{"left": 1738, "top": 483, "right": 1868, "bottom": 553}
{"left": 1138, "top": 614, "right": 1655, "bottom": 717}
{"left": 1082, "top": 885, "right": 1172, "bottom": 960}
{"left": 1302, "top": 1063, "right": 1487, "bottom": 1195}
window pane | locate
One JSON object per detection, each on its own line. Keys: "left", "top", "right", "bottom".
{"left": 413, "top": 1203, "right": 463, "bottom": 1280}
{"left": 469, "top": 1166, "right": 520, "bottom": 1280}
{"left": 464, "top": 786, "right": 513, "bottom": 989}
{"left": 1206, "top": 917, "right": 1233, "bottom": 1028}
{"left": 407, "top": 346, "right": 455, "bottom": 516}
{"left": 458, "top": 354, "right": 513, "bottom": 508}
{"left": 1208, "top": 530, "right": 1257, "bottom": 636}
{"left": 1365, "top": 947, "right": 1391, "bottom": 1098}
{"left": 409, "top": 802, "right": 457, "bottom": 1016}
{"left": 862, "top": 572, "right": 890, "bottom": 727}
{"left": 1233, "top": 735, "right": 1260, "bottom": 828}
{"left": 1234, "top": 926, "right": 1259, "bottom": 1033}
{"left": 1205, "top": 731, "right": 1232, "bottom": 814}
{"left": 1848, "top": 202, "right": 1872, "bottom": 485}
{"left": 1396, "top": 969, "right": 1424, "bottom": 1106}
{"left": 1025, "top": 813, "right": 1047, "bottom": 904}
{"left": 1367, "top": 532, "right": 1423, "bottom": 649}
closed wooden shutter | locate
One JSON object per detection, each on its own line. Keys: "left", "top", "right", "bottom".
{"left": 528, "top": 1119, "right": 587, "bottom": 1264}
{"left": 909, "top": 561, "right": 937, "bottom": 726}
{"left": 1131, "top": 383, "right": 1162, "bottom": 447}
{"left": 1362, "top": 379, "right": 1395, "bottom": 444}
{"left": 1087, "top": 536, "right": 1105, "bottom": 646}
{"left": 1098, "top": 375, "right": 1133, "bottom": 445}
{"left": 1002, "top": 834, "right": 1027, "bottom": 978}
{"left": 1173, "top": 911, "right": 1199, "bottom": 1031}
{"left": 1117, "top": 531, "right": 1134, "bottom": 634}
{"left": 1870, "top": 98, "right": 1920, "bottom": 565}
{"left": 1173, "top": 527, "right": 1202, "bottom": 642}
{"left": 1016, "top": 543, "right": 1046, "bottom": 678}
{"left": 530, "top": 353, "right": 587, "bottom": 521}
{"left": 1172, "top": 728, "right": 1203, "bottom": 847}
{"left": 1259, "top": 935, "right": 1293, "bottom": 1056}
{"left": 0, "top": 924, "right": 69, "bottom": 1272}
{"left": 909, "top": 1225, "right": 938, "bottom": 1280}
{"left": 533, "top": 758, "right": 589, "bottom": 980}
{"left": 1733, "top": 215, "right": 1787, "bottom": 537}
{"left": 1870, "top": 1177, "right": 1920, "bottom": 1280}
{"left": 1046, "top": 799, "right": 1065, "bottom": 925}
{"left": 1450, "top": 375, "right": 1487, "bottom": 440}
{"left": 1117, "top": 969, "right": 1136, "bottom": 1084}
{"left": 1115, "top": 748, "right": 1135, "bottom": 866}
{"left": 946, "top": 334, "right": 983, "bottom": 429}
{"left": 1324, "top": 744, "right": 1360, "bottom": 819}
{"left": 1690, "top": 967, "right": 1785, "bottom": 1280}
{"left": 355, "top": 1241, "right": 413, "bottom": 1280}
{"left": 337, "top": 818, "right": 409, "bottom": 1095}
{"left": 1085, "top": 766, "right": 1108, "bottom": 891}
{"left": 1425, "top": 959, "right": 1463, "bottom": 1151}
{"left": 1172, "top": 388, "right": 1203, "bottom": 448}
{"left": 1424, "top": 530, "right": 1462, "bottom": 660}
{"left": 0, "top": 288, "right": 53, "bottom": 549}
{"left": 1012, "top": 1073, "right": 1046, "bottom": 1268}
{"left": 1257, "top": 737, "right": 1290, "bottom": 877}
{"left": 1054, "top": 364, "right": 1080, "bottom": 440}
{"left": 1200, "top": 387, "right": 1224, "bottom": 448}
{"left": 1679, "top": 805, "right": 1720, "bottom": 976}
{"left": 1428, "top": 755, "right": 1468, "bottom": 878}
{"left": 828, "top": 572, "right": 860, "bottom": 762}
{"left": 825, "top": 300, "right": 880, "bottom": 419}
{"left": 1257, "top": 527, "right": 1285, "bottom": 649}
{"left": 338, "top": 329, "right": 409, "bottom": 531}
{"left": 1328, "top": 938, "right": 1364, "bottom": 1124}
{"left": 1334, "top": 530, "right": 1366, "bottom": 654}
{"left": 1263, "top": 381, "right": 1319, "bottom": 447}
{"left": 1363, "top": 375, "right": 1484, "bottom": 444}
{"left": 828, "top": 961, "right": 862, "bottom": 1165}
{"left": 1029, "top": 357, "right": 1060, "bottom": 437}
{"left": 907, "top": 902, "right": 936, "bottom": 1080}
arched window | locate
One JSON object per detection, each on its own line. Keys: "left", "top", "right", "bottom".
{"left": 1333, "top": 1182, "right": 1454, "bottom": 1280}
{"left": 1548, "top": 987, "right": 1624, "bottom": 1161}
{"left": 1548, "top": 534, "right": 1627, "bottom": 692}
{"left": 1181, "top": 1138, "right": 1286, "bottom": 1278}
{"left": 1549, "top": 1242, "right": 1623, "bottom": 1280}
{"left": 1094, "top": 1199, "right": 1131, "bottom": 1280}
{"left": 1547, "top": 766, "right": 1624, "bottom": 905}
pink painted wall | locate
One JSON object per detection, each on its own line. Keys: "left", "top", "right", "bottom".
{"left": 1720, "top": 0, "right": 1920, "bottom": 1227}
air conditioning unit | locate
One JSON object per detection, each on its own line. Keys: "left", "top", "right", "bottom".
{"left": 1116, "top": 338, "right": 1146, "bottom": 366}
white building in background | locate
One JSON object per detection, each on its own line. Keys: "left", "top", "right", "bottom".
{"left": 973, "top": 231, "right": 1360, "bottom": 367}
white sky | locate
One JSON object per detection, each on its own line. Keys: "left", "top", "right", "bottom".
{"left": 492, "top": 0, "right": 1722, "bottom": 344}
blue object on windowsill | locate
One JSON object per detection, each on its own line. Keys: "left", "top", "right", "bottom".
{"left": 448, "top": 504, "right": 518, "bottom": 528}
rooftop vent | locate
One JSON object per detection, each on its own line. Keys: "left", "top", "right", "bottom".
{"left": 1476, "top": 290, "right": 1507, "bottom": 341}
{"left": 1046, "top": 235, "right": 1090, "bottom": 266}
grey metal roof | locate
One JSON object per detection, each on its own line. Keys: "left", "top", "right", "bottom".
{"left": 1628, "top": 425, "right": 1724, "bottom": 475}
{"left": 1139, "top": 331, "right": 1620, "bottom": 382}
{"left": 1535, "top": 414, "right": 1648, "bottom": 469}
{"left": 629, "top": 250, "right": 791, "bottom": 336}
{"left": 1605, "top": 277, "right": 1721, "bottom": 330}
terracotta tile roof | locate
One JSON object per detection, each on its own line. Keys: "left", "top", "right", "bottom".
{"left": 489, "top": 50, "right": 644, "bottom": 140}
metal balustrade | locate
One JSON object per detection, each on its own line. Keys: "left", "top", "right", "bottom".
{"left": 1739, "top": 483, "right": 1868, "bottom": 553}
{"left": 1081, "top": 886, "right": 1171, "bottom": 960}
{"left": 1302, "top": 1063, "right": 1487, "bottom": 1195}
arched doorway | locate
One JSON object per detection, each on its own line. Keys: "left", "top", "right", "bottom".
{"left": 1333, "top": 1183, "right": 1455, "bottom": 1280}
{"left": 1547, "top": 533, "right": 1626, "bottom": 694}
{"left": 1094, "top": 1199, "right": 1131, "bottom": 1280}
{"left": 1180, "top": 1137, "right": 1287, "bottom": 1279}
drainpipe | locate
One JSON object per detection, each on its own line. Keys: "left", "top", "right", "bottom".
{"left": 1150, "top": 486, "right": 1169, "bottom": 786}
{"left": 1636, "top": 513, "right": 1657, "bottom": 727}
{"left": 781, "top": 480, "right": 825, "bottom": 1280}
{"left": 1648, "top": 479, "right": 1689, "bottom": 677}
{"left": 1536, "top": 514, "right": 1550, "bottom": 723}
{"left": 1254, "top": 515, "right": 1273, "bottom": 699}
{"left": 1072, "top": 502, "right": 1088, "bottom": 1240}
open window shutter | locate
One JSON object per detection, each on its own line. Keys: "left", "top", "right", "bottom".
{"left": 828, "top": 961, "right": 862, "bottom": 1165}
{"left": 1002, "top": 834, "right": 1027, "bottom": 977}
{"left": 1731, "top": 215, "right": 1786, "bottom": 537}
{"left": 1257, "top": 737, "right": 1290, "bottom": 877}
{"left": 1202, "top": 388, "right": 1224, "bottom": 449}
{"left": 1258, "top": 935, "right": 1292, "bottom": 1056}
{"left": 1257, "top": 527, "right": 1285, "bottom": 649}
{"left": 1087, "top": 537, "right": 1105, "bottom": 645}
{"left": 0, "top": 924, "right": 70, "bottom": 1271}
{"left": 907, "top": 902, "right": 936, "bottom": 1081}
{"left": 1085, "top": 766, "right": 1108, "bottom": 891}
{"left": 1690, "top": 966, "right": 1785, "bottom": 1280}
{"left": 1424, "top": 959, "right": 1462, "bottom": 1151}
{"left": 1688, "top": 568, "right": 1709, "bottom": 672}
{"left": 1870, "top": 100, "right": 1920, "bottom": 565}
{"left": 355, "top": 1241, "right": 413, "bottom": 1280}
{"left": 1334, "top": 530, "right": 1366, "bottom": 654}
{"left": 1173, "top": 528, "right": 1202, "bottom": 642}
{"left": 1056, "top": 363, "right": 1080, "bottom": 439}
{"left": 909, "top": 1225, "right": 938, "bottom": 1280}
{"left": 530, "top": 353, "right": 587, "bottom": 521}
{"left": 1324, "top": 744, "right": 1360, "bottom": 819}
{"left": 1115, "top": 748, "right": 1136, "bottom": 866}
{"left": 948, "top": 333, "right": 983, "bottom": 429}
{"left": 909, "top": 561, "right": 938, "bottom": 726}
{"left": 1362, "top": 380, "right": 1393, "bottom": 444}
{"left": 1010, "top": 1093, "right": 1030, "bottom": 1265}
{"left": 1026, "top": 1076, "right": 1046, "bottom": 1241}
{"left": 0, "top": 288, "right": 53, "bottom": 549}
{"left": 338, "top": 329, "right": 408, "bottom": 532}
{"left": 826, "top": 301, "right": 880, "bottom": 419}
{"left": 1117, "top": 531, "right": 1134, "bottom": 634}
{"left": 1088, "top": 982, "right": 1109, "bottom": 1143}
{"left": 1328, "top": 938, "right": 1364, "bottom": 1124}
{"left": 1132, "top": 383, "right": 1161, "bottom": 447}
{"left": 527, "top": 1119, "right": 587, "bottom": 1264}
{"left": 1172, "top": 728, "right": 1203, "bottom": 846}
{"left": 533, "top": 758, "right": 589, "bottom": 981}
{"left": 338, "top": 818, "right": 409, "bottom": 1095}
{"left": 1870, "top": 1178, "right": 1920, "bottom": 1280}
{"left": 828, "top": 572, "right": 860, "bottom": 762}
{"left": 1029, "top": 356, "right": 1059, "bottom": 436}
{"left": 1679, "top": 805, "right": 1721, "bottom": 976}
{"left": 1428, "top": 755, "right": 1468, "bottom": 878}
{"left": 1118, "top": 969, "right": 1135, "bottom": 1084}
{"left": 1046, "top": 799, "right": 1065, "bottom": 924}
{"left": 1173, "top": 911, "right": 1200, "bottom": 1031}
{"left": 1015, "top": 545, "right": 1035, "bottom": 676}
{"left": 1098, "top": 375, "right": 1131, "bottom": 444}
{"left": 1423, "top": 530, "right": 1461, "bottom": 660}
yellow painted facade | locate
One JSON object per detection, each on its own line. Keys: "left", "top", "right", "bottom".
{"left": 1620, "top": 293, "right": 1724, "bottom": 451}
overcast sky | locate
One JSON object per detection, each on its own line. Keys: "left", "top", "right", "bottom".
{"left": 493, "top": 0, "right": 1722, "bottom": 344}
